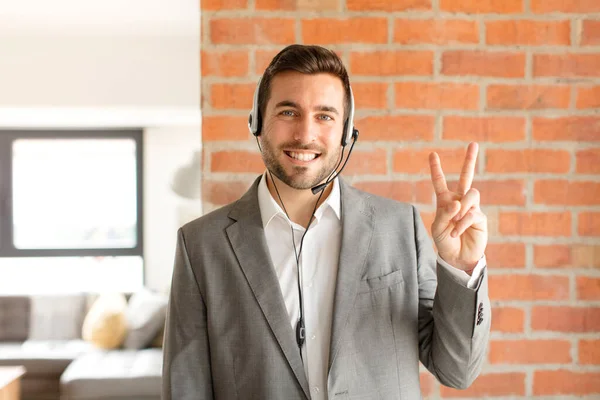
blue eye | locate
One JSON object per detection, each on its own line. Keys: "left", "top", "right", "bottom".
{"left": 281, "top": 110, "right": 295, "bottom": 116}
{"left": 318, "top": 115, "right": 333, "bottom": 121}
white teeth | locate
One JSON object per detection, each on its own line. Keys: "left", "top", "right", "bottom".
{"left": 288, "top": 152, "right": 317, "bottom": 161}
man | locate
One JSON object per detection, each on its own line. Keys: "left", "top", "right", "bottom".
{"left": 163, "top": 44, "right": 490, "bottom": 399}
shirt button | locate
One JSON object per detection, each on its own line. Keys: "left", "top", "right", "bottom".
{"left": 306, "top": 282, "right": 313, "bottom": 289}
{"left": 311, "top": 334, "right": 316, "bottom": 340}
{"left": 313, "top": 387, "right": 320, "bottom": 393}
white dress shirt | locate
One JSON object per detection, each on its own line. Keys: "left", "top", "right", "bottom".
{"left": 257, "top": 173, "right": 485, "bottom": 400}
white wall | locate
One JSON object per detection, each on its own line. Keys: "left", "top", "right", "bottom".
{"left": 0, "top": 15, "right": 200, "bottom": 293}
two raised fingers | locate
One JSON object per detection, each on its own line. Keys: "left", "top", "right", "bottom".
{"left": 429, "top": 142, "right": 479, "bottom": 196}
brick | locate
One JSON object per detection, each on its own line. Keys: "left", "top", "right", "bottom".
{"left": 579, "top": 339, "right": 600, "bottom": 364}
{"left": 576, "top": 86, "right": 600, "bottom": 109}
{"left": 394, "top": 19, "right": 479, "bottom": 45}
{"left": 441, "top": 373, "right": 526, "bottom": 397}
{"left": 210, "top": 83, "right": 256, "bottom": 110}
{"left": 486, "top": 20, "right": 570, "bottom": 45}
{"left": 537, "top": 245, "right": 600, "bottom": 269}
{"left": 354, "top": 116, "right": 435, "bottom": 141}
{"left": 442, "top": 51, "right": 526, "bottom": 78}
{"left": 302, "top": 18, "right": 387, "bottom": 44}
{"left": 395, "top": 82, "right": 479, "bottom": 110}
{"left": 534, "top": 180, "right": 600, "bottom": 206}
{"left": 347, "top": 0, "right": 431, "bottom": 11}
{"left": 533, "top": 117, "right": 600, "bottom": 141}
{"left": 582, "top": 20, "right": 600, "bottom": 45}
{"left": 486, "top": 243, "right": 526, "bottom": 268}
{"left": 490, "top": 275, "right": 570, "bottom": 300}
{"left": 478, "top": 180, "right": 527, "bottom": 206}
{"left": 210, "top": 18, "right": 295, "bottom": 45}
{"left": 534, "top": 370, "right": 600, "bottom": 396}
{"left": 351, "top": 83, "right": 388, "bottom": 109}
{"left": 343, "top": 149, "right": 388, "bottom": 175}
{"left": 490, "top": 340, "right": 571, "bottom": 364}
{"left": 577, "top": 277, "right": 600, "bottom": 300}
{"left": 202, "top": 116, "right": 251, "bottom": 141}
{"left": 420, "top": 372, "right": 434, "bottom": 396}
{"left": 441, "top": 0, "right": 522, "bottom": 13}
{"left": 499, "top": 212, "right": 571, "bottom": 236}
{"left": 576, "top": 149, "right": 600, "bottom": 173}
{"left": 255, "top": 50, "right": 280, "bottom": 74}
{"left": 202, "top": 0, "right": 247, "bottom": 10}
{"left": 532, "top": 307, "right": 600, "bottom": 332}
{"left": 201, "top": 50, "right": 249, "bottom": 77}
{"left": 534, "top": 54, "right": 600, "bottom": 78}
{"left": 532, "top": 0, "right": 600, "bottom": 13}
{"left": 487, "top": 84, "right": 570, "bottom": 110}
{"left": 393, "top": 147, "right": 468, "bottom": 174}
{"left": 203, "top": 180, "right": 252, "bottom": 205}
{"left": 534, "top": 245, "right": 572, "bottom": 268}
{"left": 573, "top": 245, "right": 600, "bottom": 268}
{"left": 211, "top": 151, "right": 264, "bottom": 174}
{"left": 354, "top": 181, "right": 432, "bottom": 204}
{"left": 579, "top": 212, "right": 600, "bottom": 236}
{"left": 443, "top": 116, "right": 526, "bottom": 142}
{"left": 486, "top": 149, "right": 570, "bottom": 173}
{"left": 256, "top": 0, "right": 339, "bottom": 10}
{"left": 491, "top": 307, "right": 525, "bottom": 332}
{"left": 350, "top": 51, "right": 433, "bottom": 76}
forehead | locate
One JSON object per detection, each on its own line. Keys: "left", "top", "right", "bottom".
{"left": 267, "top": 71, "right": 345, "bottom": 109}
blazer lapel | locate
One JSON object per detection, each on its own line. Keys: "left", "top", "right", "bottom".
{"left": 225, "top": 177, "right": 310, "bottom": 399}
{"left": 329, "top": 179, "right": 374, "bottom": 371}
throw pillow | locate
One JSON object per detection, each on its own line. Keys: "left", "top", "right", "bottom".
{"left": 123, "top": 288, "right": 168, "bottom": 349}
{"left": 81, "top": 293, "right": 128, "bottom": 349}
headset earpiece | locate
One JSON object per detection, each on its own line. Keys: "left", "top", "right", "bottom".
{"left": 248, "top": 77, "right": 263, "bottom": 137}
{"left": 341, "top": 86, "right": 356, "bottom": 147}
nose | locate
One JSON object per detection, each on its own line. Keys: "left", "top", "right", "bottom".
{"left": 293, "top": 115, "right": 315, "bottom": 143}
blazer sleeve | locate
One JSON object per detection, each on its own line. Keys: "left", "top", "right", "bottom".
{"left": 162, "top": 228, "right": 214, "bottom": 399}
{"left": 413, "top": 206, "right": 491, "bottom": 390}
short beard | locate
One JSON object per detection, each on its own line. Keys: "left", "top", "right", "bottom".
{"left": 259, "top": 134, "right": 340, "bottom": 190}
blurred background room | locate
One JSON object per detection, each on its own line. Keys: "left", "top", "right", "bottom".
{"left": 0, "top": 0, "right": 199, "bottom": 399}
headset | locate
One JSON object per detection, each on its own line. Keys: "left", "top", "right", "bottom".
{"left": 248, "top": 73, "right": 359, "bottom": 354}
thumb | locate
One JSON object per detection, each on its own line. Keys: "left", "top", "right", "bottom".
{"left": 434, "top": 200, "right": 461, "bottom": 228}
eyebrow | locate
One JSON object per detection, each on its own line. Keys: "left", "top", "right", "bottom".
{"left": 274, "top": 100, "right": 340, "bottom": 115}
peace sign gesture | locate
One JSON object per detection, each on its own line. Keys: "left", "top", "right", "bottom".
{"left": 428, "top": 142, "right": 488, "bottom": 273}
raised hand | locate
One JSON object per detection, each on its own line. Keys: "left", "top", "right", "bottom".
{"left": 428, "top": 142, "right": 487, "bottom": 273}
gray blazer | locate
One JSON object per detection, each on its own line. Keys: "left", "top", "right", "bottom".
{"left": 162, "top": 176, "right": 490, "bottom": 399}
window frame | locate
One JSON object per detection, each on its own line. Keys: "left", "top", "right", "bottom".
{"left": 0, "top": 129, "right": 144, "bottom": 258}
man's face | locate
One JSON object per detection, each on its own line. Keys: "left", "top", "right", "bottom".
{"left": 259, "top": 71, "right": 345, "bottom": 191}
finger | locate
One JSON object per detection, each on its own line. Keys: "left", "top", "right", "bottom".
{"left": 457, "top": 142, "right": 479, "bottom": 195}
{"left": 434, "top": 199, "right": 461, "bottom": 227}
{"left": 429, "top": 152, "right": 448, "bottom": 195}
{"left": 453, "top": 188, "right": 480, "bottom": 222}
{"left": 451, "top": 209, "right": 487, "bottom": 238}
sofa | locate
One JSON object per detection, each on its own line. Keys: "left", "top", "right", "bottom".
{"left": 0, "top": 292, "right": 165, "bottom": 400}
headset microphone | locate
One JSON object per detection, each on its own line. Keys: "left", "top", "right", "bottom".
{"left": 310, "top": 128, "right": 358, "bottom": 195}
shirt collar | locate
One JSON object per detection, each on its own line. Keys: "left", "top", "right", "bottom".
{"left": 257, "top": 171, "right": 341, "bottom": 229}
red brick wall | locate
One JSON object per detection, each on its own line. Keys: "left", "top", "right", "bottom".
{"left": 200, "top": 0, "right": 600, "bottom": 398}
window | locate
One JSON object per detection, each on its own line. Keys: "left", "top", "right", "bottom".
{"left": 0, "top": 129, "right": 144, "bottom": 293}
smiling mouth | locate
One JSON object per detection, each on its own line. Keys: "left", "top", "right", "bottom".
{"left": 284, "top": 151, "right": 320, "bottom": 162}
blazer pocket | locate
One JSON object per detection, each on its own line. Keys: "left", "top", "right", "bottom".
{"left": 361, "top": 269, "right": 404, "bottom": 292}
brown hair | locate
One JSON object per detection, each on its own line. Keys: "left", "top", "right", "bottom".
{"left": 257, "top": 44, "right": 351, "bottom": 124}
